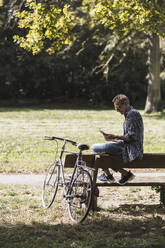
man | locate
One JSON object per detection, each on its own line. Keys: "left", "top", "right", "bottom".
{"left": 92, "top": 94, "right": 144, "bottom": 185}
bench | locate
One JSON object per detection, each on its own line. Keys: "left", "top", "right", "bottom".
{"left": 64, "top": 153, "right": 165, "bottom": 210}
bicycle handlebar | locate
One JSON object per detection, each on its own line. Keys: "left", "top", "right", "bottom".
{"left": 44, "top": 136, "right": 77, "bottom": 146}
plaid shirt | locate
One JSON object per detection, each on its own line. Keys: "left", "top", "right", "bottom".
{"left": 122, "top": 106, "right": 144, "bottom": 163}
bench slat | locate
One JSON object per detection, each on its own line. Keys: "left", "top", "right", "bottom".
{"left": 64, "top": 154, "right": 95, "bottom": 168}
{"left": 95, "top": 153, "right": 165, "bottom": 169}
{"left": 64, "top": 153, "right": 165, "bottom": 168}
{"left": 96, "top": 182, "right": 165, "bottom": 186}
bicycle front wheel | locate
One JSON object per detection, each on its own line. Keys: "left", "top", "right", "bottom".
{"left": 42, "top": 161, "right": 60, "bottom": 208}
{"left": 67, "top": 169, "right": 93, "bottom": 223}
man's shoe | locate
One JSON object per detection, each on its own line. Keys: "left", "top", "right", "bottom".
{"left": 97, "top": 173, "right": 115, "bottom": 182}
{"left": 118, "top": 171, "right": 135, "bottom": 185}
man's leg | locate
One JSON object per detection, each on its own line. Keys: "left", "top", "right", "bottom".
{"left": 91, "top": 141, "right": 123, "bottom": 155}
{"left": 92, "top": 141, "right": 124, "bottom": 182}
{"left": 92, "top": 141, "right": 135, "bottom": 183}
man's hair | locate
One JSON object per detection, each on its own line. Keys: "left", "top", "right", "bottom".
{"left": 112, "top": 94, "right": 130, "bottom": 105}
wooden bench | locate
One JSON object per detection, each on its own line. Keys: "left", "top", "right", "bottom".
{"left": 64, "top": 153, "right": 165, "bottom": 210}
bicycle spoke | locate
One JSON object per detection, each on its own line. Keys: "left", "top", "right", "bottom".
{"left": 67, "top": 170, "right": 93, "bottom": 223}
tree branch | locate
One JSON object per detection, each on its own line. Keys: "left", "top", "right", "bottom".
{"left": 91, "top": 32, "right": 135, "bottom": 75}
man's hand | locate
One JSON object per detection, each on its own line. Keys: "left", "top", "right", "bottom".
{"left": 99, "top": 130, "right": 122, "bottom": 142}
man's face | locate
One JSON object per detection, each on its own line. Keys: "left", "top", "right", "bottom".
{"left": 114, "top": 100, "right": 127, "bottom": 115}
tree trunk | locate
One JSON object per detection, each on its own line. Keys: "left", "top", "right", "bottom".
{"left": 144, "top": 34, "right": 162, "bottom": 113}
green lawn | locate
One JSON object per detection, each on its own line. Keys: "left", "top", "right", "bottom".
{"left": 1, "top": 106, "right": 165, "bottom": 247}
{"left": 0, "top": 106, "right": 165, "bottom": 173}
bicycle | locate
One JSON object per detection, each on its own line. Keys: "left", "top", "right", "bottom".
{"left": 42, "top": 136, "right": 94, "bottom": 223}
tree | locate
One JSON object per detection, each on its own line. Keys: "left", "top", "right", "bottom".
{"left": 144, "top": 34, "right": 162, "bottom": 113}
{"left": 84, "top": 0, "right": 165, "bottom": 112}
{"left": 13, "top": 0, "right": 165, "bottom": 110}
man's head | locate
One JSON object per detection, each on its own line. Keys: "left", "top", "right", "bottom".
{"left": 112, "top": 94, "right": 130, "bottom": 115}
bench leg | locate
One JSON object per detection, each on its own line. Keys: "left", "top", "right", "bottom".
{"left": 92, "top": 186, "right": 99, "bottom": 211}
{"left": 91, "top": 167, "right": 99, "bottom": 211}
{"left": 160, "top": 186, "right": 165, "bottom": 204}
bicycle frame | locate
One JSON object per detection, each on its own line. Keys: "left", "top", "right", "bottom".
{"left": 57, "top": 139, "right": 84, "bottom": 199}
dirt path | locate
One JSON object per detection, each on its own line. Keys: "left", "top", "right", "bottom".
{"left": 0, "top": 172, "right": 165, "bottom": 185}
{"left": 0, "top": 174, "right": 45, "bottom": 185}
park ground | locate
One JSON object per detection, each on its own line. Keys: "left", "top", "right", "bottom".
{"left": 0, "top": 105, "right": 165, "bottom": 247}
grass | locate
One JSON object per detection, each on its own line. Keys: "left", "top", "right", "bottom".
{"left": 1, "top": 106, "right": 165, "bottom": 247}
{"left": 0, "top": 184, "right": 165, "bottom": 247}
{"left": 0, "top": 105, "right": 165, "bottom": 173}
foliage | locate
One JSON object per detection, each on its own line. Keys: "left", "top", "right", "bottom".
{"left": 1, "top": 0, "right": 165, "bottom": 105}
{"left": 13, "top": 0, "right": 74, "bottom": 54}
{"left": 0, "top": 0, "right": 149, "bottom": 104}
{"left": 13, "top": 0, "right": 165, "bottom": 55}
{"left": 84, "top": 0, "right": 165, "bottom": 38}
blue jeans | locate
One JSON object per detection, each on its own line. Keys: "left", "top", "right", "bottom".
{"left": 91, "top": 140, "right": 124, "bottom": 172}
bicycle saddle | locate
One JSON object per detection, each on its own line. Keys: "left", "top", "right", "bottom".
{"left": 77, "top": 143, "right": 90, "bottom": 151}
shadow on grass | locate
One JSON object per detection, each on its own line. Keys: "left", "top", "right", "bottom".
{"left": 1, "top": 204, "right": 165, "bottom": 248}
{"left": 0, "top": 103, "right": 147, "bottom": 112}
{"left": 0, "top": 103, "right": 114, "bottom": 112}
{"left": 100, "top": 203, "right": 165, "bottom": 216}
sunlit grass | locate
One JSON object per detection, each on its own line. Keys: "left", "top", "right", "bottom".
{"left": 0, "top": 106, "right": 165, "bottom": 173}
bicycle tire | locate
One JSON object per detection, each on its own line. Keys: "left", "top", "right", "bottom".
{"left": 67, "top": 169, "right": 93, "bottom": 223}
{"left": 42, "top": 161, "right": 60, "bottom": 208}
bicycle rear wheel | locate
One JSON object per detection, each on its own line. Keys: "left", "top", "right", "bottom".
{"left": 67, "top": 169, "right": 93, "bottom": 223}
{"left": 42, "top": 161, "right": 60, "bottom": 208}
